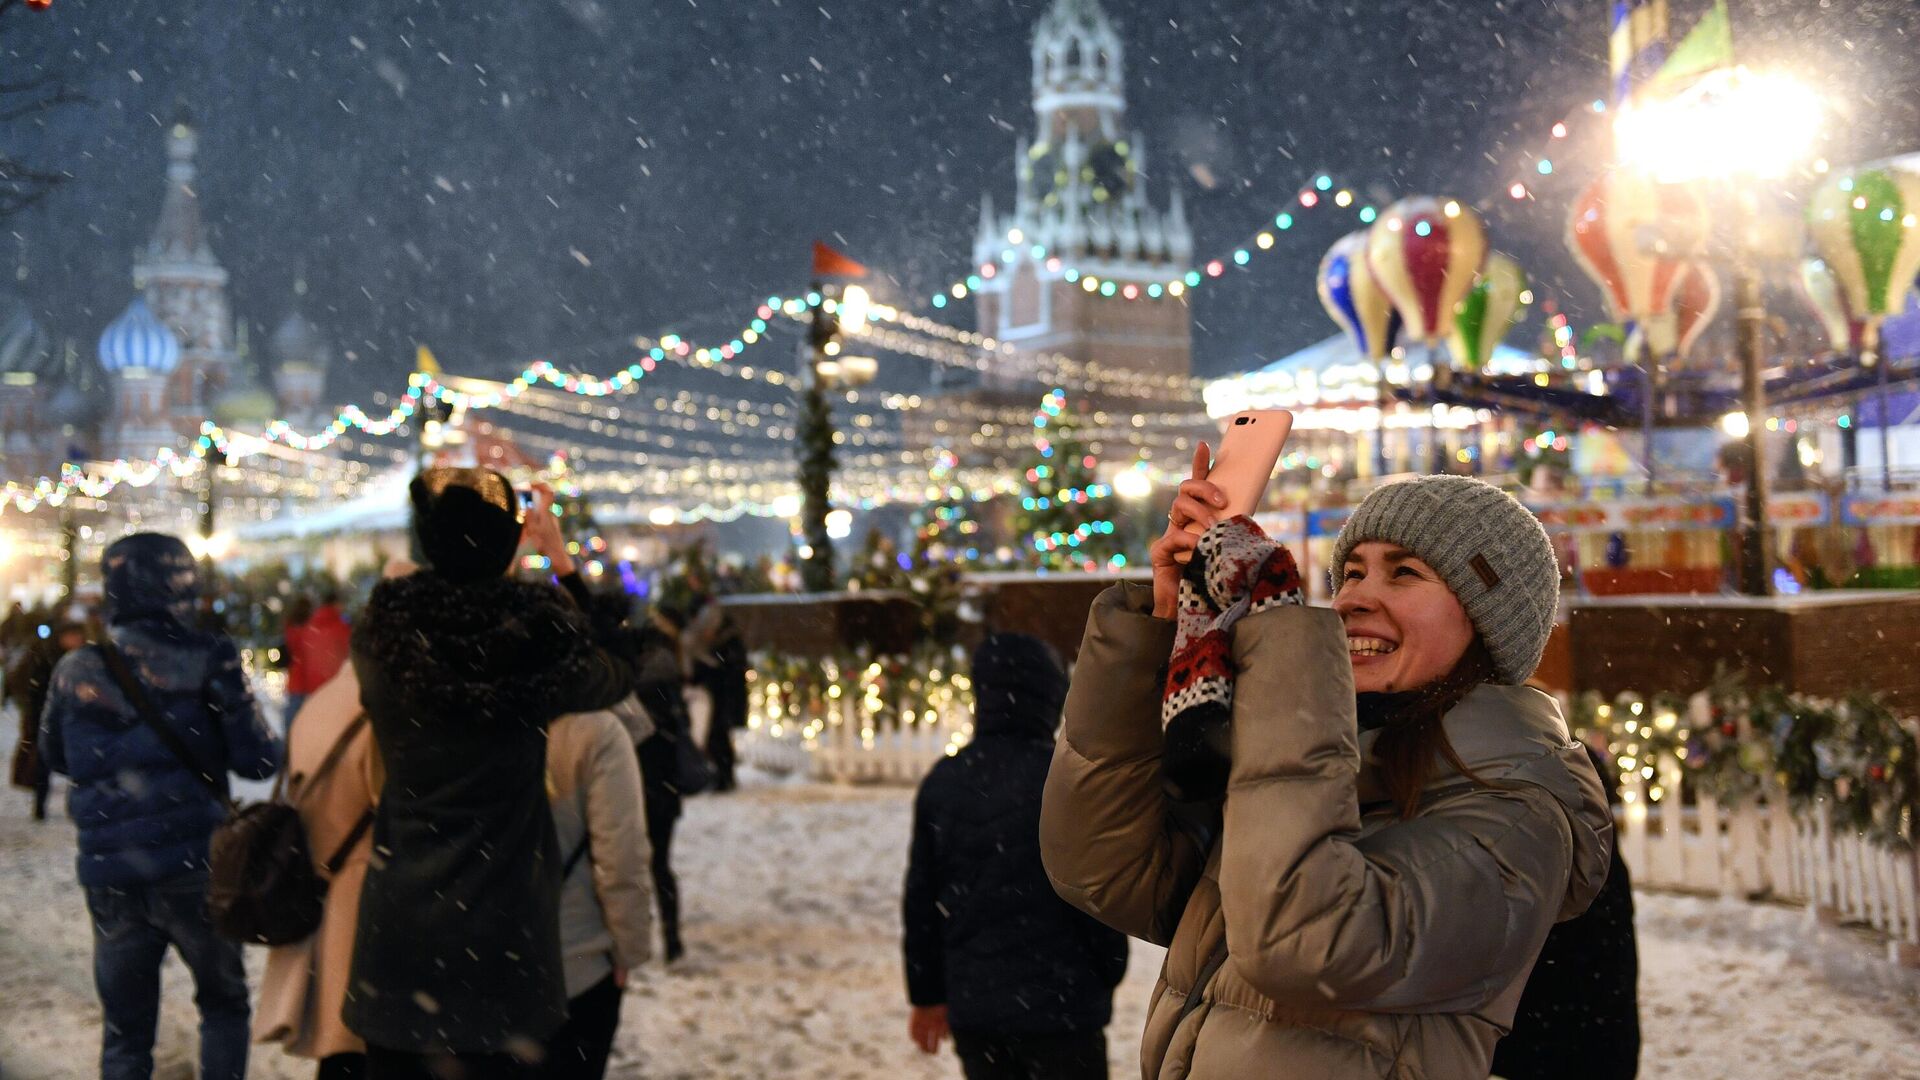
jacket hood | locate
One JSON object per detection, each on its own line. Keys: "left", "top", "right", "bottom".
{"left": 971, "top": 632, "right": 1068, "bottom": 739}
{"left": 353, "top": 572, "right": 623, "bottom": 726}
{"left": 1357, "top": 682, "right": 1613, "bottom": 922}
{"left": 101, "top": 533, "right": 199, "bottom": 626}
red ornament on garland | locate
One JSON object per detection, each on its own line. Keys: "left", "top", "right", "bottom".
{"left": 25, "top": 0, "right": 53, "bottom": 9}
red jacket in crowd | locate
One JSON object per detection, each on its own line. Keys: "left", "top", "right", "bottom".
{"left": 286, "top": 604, "right": 353, "bottom": 696}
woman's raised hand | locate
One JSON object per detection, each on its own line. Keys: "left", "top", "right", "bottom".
{"left": 1149, "top": 444, "right": 1228, "bottom": 619}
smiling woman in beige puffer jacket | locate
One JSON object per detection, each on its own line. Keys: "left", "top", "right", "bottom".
{"left": 1041, "top": 468, "right": 1614, "bottom": 1080}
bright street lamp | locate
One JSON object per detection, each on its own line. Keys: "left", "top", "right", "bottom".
{"left": 1610, "top": 66, "right": 1825, "bottom": 597}
{"left": 1612, "top": 68, "right": 1821, "bottom": 183}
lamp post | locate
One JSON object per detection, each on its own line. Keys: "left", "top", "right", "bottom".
{"left": 797, "top": 282, "right": 876, "bottom": 592}
{"left": 1612, "top": 66, "right": 1822, "bottom": 597}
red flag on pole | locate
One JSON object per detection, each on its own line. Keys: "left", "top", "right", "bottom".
{"left": 811, "top": 241, "right": 869, "bottom": 279}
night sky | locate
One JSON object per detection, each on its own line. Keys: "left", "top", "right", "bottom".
{"left": 4, "top": 0, "right": 1918, "bottom": 405}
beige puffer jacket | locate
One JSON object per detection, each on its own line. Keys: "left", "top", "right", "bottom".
{"left": 1040, "top": 584, "right": 1612, "bottom": 1080}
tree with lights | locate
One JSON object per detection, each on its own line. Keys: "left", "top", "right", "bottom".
{"left": 1016, "top": 390, "right": 1122, "bottom": 571}
{"left": 911, "top": 448, "right": 983, "bottom": 564}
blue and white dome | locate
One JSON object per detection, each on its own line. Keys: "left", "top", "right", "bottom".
{"left": 98, "top": 297, "right": 181, "bottom": 374}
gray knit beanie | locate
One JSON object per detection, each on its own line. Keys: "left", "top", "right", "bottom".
{"left": 1330, "top": 476, "right": 1559, "bottom": 685}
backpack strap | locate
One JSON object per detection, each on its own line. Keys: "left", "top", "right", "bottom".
{"left": 562, "top": 832, "right": 592, "bottom": 880}
{"left": 96, "top": 643, "right": 227, "bottom": 800}
{"left": 290, "top": 713, "right": 370, "bottom": 806}
{"left": 321, "top": 808, "right": 376, "bottom": 877}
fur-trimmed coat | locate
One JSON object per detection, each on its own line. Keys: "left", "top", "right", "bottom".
{"left": 341, "top": 573, "right": 629, "bottom": 1054}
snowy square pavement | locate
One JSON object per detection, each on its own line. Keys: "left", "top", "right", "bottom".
{"left": 3, "top": 712, "right": 1919, "bottom": 1077}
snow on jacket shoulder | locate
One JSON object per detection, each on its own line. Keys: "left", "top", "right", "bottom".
{"left": 39, "top": 621, "right": 279, "bottom": 888}
{"left": 548, "top": 703, "right": 654, "bottom": 997}
{"left": 1041, "top": 583, "right": 1613, "bottom": 1080}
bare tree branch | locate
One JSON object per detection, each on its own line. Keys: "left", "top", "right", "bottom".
{"left": 0, "top": 0, "right": 86, "bottom": 220}
{"left": 0, "top": 86, "right": 87, "bottom": 124}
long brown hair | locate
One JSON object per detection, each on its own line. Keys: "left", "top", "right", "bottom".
{"left": 1361, "top": 639, "right": 1501, "bottom": 819}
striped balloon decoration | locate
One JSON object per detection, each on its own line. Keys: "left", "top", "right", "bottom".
{"left": 1807, "top": 168, "right": 1920, "bottom": 349}
{"left": 1448, "top": 251, "right": 1529, "bottom": 372}
{"left": 1798, "top": 256, "right": 1862, "bottom": 355}
{"left": 1316, "top": 229, "right": 1399, "bottom": 361}
{"left": 1366, "top": 196, "right": 1487, "bottom": 345}
{"left": 1566, "top": 171, "right": 1707, "bottom": 322}
{"left": 1644, "top": 261, "right": 1720, "bottom": 361}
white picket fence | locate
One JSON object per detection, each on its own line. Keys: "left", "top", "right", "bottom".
{"left": 735, "top": 693, "right": 971, "bottom": 786}
{"left": 1582, "top": 691, "right": 1920, "bottom": 965}
{"left": 736, "top": 686, "right": 1920, "bottom": 964}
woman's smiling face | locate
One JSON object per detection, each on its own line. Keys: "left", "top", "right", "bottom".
{"left": 1332, "top": 541, "right": 1476, "bottom": 694}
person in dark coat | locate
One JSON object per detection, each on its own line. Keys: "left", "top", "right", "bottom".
{"left": 594, "top": 598, "right": 694, "bottom": 964}
{"left": 687, "top": 599, "right": 748, "bottom": 792}
{"left": 8, "top": 617, "right": 86, "bottom": 820}
{"left": 1490, "top": 741, "right": 1640, "bottom": 1080}
{"left": 904, "top": 633, "right": 1129, "bottom": 1080}
{"left": 343, "top": 470, "right": 630, "bottom": 1078}
{"left": 39, "top": 533, "right": 282, "bottom": 1080}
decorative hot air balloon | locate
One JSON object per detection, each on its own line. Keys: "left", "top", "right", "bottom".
{"left": 1643, "top": 261, "right": 1721, "bottom": 361}
{"left": 1565, "top": 171, "right": 1710, "bottom": 322}
{"left": 1449, "top": 252, "right": 1529, "bottom": 372}
{"left": 1807, "top": 168, "right": 1920, "bottom": 348}
{"left": 1366, "top": 196, "right": 1487, "bottom": 345}
{"left": 1317, "top": 230, "right": 1398, "bottom": 360}
{"left": 1798, "top": 256, "right": 1861, "bottom": 355}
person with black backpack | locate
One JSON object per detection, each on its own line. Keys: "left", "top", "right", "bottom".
{"left": 37, "top": 532, "right": 282, "bottom": 1080}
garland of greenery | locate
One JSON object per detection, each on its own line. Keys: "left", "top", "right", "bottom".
{"left": 1570, "top": 671, "right": 1919, "bottom": 848}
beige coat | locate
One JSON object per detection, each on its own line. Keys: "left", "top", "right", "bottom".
{"left": 254, "top": 665, "right": 379, "bottom": 1060}
{"left": 1040, "top": 584, "right": 1612, "bottom": 1080}
{"left": 548, "top": 700, "right": 655, "bottom": 997}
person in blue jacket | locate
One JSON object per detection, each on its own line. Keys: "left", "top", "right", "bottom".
{"left": 39, "top": 532, "right": 281, "bottom": 1080}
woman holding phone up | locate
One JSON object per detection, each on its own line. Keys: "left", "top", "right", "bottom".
{"left": 1039, "top": 437, "right": 1614, "bottom": 1079}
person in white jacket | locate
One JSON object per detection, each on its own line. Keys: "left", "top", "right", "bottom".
{"left": 542, "top": 697, "right": 655, "bottom": 1079}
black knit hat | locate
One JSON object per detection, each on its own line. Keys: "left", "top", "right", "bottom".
{"left": 409, "top": 467, "right": 524, "bottom": 584}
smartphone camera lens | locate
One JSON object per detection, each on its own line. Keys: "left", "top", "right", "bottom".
{"left": 1235, "top": 416, "right": 1251, "bottom": 425}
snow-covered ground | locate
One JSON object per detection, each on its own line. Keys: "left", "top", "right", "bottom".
{"left": 4, "top": 703, "right": 1919, "bottom": 1079}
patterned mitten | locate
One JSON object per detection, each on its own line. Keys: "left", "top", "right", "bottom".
{"left": 1161, "top": 516, "right": 1304, "bottom": 801}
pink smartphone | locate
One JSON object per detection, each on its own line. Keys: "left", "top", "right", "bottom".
{"left": 1184, "top": 410, "right": 1295, "bottom": 534}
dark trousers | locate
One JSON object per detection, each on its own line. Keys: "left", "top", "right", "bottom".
{"left": 703, "top": 721, "right": 736, "bottom": 791}
{"left": 83, "top": 870, "right": 251, "bottom": 1080}
{"left": 365, "top": 1045, "right": 536, "bottom": 1080}
{"left": 319, "top": 1052, "right": 368, "bottom": 1080}
{"left": 30, "top": 753, "right": 50, "bottom": 820}
{"left": 952, "top": 1030, "right": 1108, "bottom": 1080}
{"left": 540, "top": 975, "right": 623, "bottom": 1079}
{"left": 645, "top": 794, "right": 682, "bottom": 958}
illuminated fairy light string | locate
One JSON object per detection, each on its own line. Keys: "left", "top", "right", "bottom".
{"left": 928, "top": 173, "right": 1374, "bottom": 310}
{"left": 928, "top": 94, "right": 1614, "bottom": 312}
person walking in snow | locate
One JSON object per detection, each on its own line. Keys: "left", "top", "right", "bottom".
{"left": 595, "top": 600, "right": 696, "bottom": 964}
{"left": 342, "top": 470, "right": 630, "bottom": 1078}
{"left": 255, "top": 562, "right": 415, "bottom": 1080}
{"left": 904, "top": 632, "right": 1129, "bottom": 1080}
{"left": 1041, "top": 467, "right": 1614, "bottom": 1079}
{"left": 686, "top": 599, "right": 748, "bottom": 793}
{"left": 39, "top": 533, "right": 282, "bottom": 1080}
{"left": 8, "top": 615, "right": 86, "bottom": 821}
{"left": 540, "top": 694, "right": 655, "bottom": 1079}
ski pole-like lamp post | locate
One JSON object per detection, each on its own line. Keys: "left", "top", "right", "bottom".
{"left": 1611, "top": 67, "right": 1823, "bottom": 596}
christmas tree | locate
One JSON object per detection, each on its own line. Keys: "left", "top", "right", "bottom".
{"left": 912, "top": 448, "right": 983, "bottom": 564}
{"left": 1017, "top": 389, "right": 1121, "bottom": 571}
